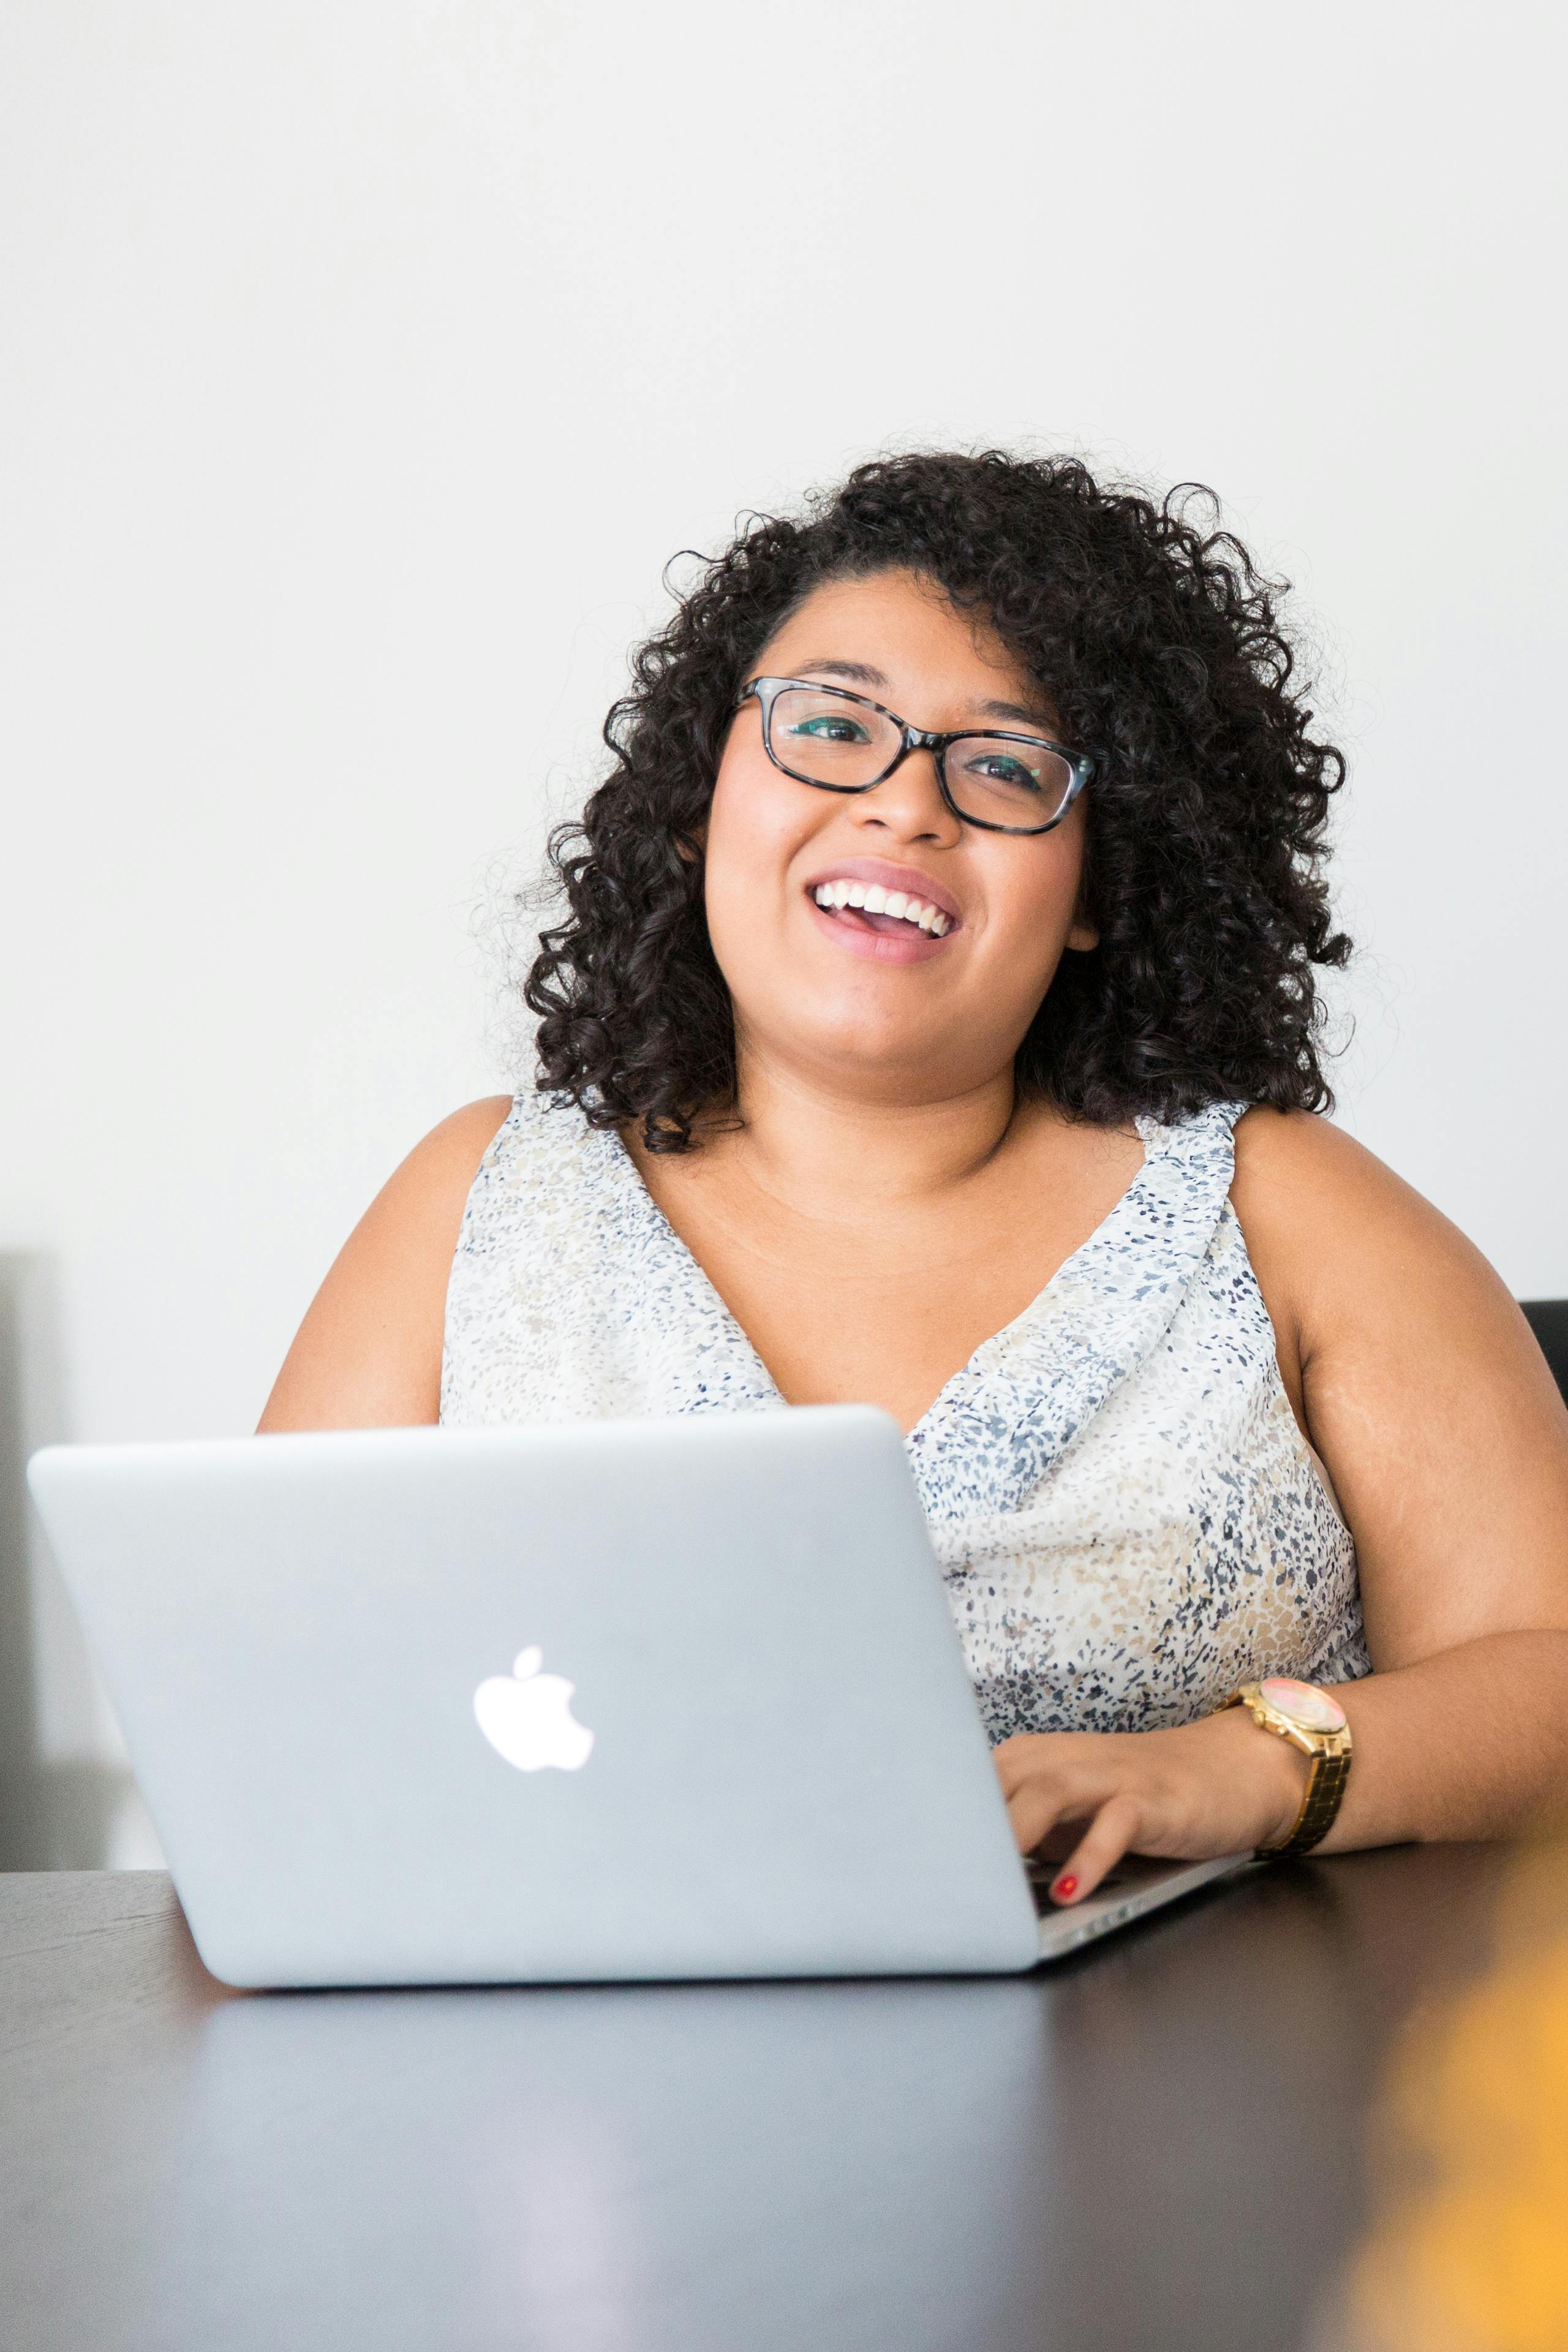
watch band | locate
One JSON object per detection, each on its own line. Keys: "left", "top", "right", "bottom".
{"left": 1263, "top": 1740, "right": 1352, "bottom": 1857}
{"left": 1223, "top": 1680, "right": 1354, "bottom": 1858}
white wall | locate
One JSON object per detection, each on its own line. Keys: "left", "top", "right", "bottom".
{"left": 3, "top": 2, "right": 1566, "bottom": 1827}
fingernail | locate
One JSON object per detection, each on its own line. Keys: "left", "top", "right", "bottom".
{"left": 1053, "top": 1873, "right": 1079, "bottom": 1902}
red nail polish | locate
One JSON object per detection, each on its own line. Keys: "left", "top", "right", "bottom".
{"left": 1054, "top": 1873, "right": 1078, "bottom": 1901}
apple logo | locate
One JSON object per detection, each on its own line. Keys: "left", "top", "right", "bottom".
{"left": 473, "top": 1646, "right": 595, "bottom": 1773}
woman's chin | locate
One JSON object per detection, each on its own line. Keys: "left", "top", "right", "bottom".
{"left": 747, "top": 1004, "right": 986, "bottom": 1102}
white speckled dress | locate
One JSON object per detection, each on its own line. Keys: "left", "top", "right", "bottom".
{"left": 441, "top": 1088, "right": 1369, "bottom": 1741}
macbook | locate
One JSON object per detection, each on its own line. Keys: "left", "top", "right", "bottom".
{"left": 27, "top": 1408, "right": 1250, "bottom": 1986}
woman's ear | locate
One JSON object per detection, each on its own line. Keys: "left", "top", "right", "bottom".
{"left": 1066, "top": 873, "right": 1098, "bottom": 952}
{"left": 1065, "top": 827, "right": 1097, "bottom": 951}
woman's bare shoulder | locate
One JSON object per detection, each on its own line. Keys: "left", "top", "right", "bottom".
{"left": 257, "top": 1095, "right": 516, "bottom": 1433}
{"left": 326, "top": 1093, "right": 518, "bottom": 1275}
{"left": 1231, "top": 1106, "right": 1488, "bottom": 1281}
{"left": 1229, "top": 1106, "right": 1550, "bottom": 1402}
{"left": 1231, "top": 1114, "right": 1568, "bottom": 1665}
{"left": 398, "top": 1095, "right": 520, "bottom": 1205}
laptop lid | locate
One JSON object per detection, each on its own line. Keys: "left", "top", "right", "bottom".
{"left": 28, "top": 1408, "right": 1043, "bottom": 1986}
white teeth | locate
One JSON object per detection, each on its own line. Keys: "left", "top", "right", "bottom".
{"left": 810, "top": 879, "right": 955, "bottom": 935}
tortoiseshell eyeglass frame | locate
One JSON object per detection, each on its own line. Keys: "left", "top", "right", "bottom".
{"left": 737, "top": 676, "right": 1098, "bottom": 837}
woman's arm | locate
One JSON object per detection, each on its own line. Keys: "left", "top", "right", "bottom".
{"left": 257, "top": 1096, "right": 514, "bottom": 1433}
{"left": 1238, "top": 1108, "right": 1568, "bottom": 1844}
{"left": 1001, "top": 1110, "right": 1568, "bottom": 1901}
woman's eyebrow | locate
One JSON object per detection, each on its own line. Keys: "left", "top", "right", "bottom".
{"left": 978, "top": 697, "right": 1055, "bottom": 731}
{"left": 793, "top": 661, "right": 1053, "bottom": 734}
{"left": 793, "top": 658, "right": 887, "bottom": 686}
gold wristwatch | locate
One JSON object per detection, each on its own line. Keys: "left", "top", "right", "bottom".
{"left": 1223, "top": 1678, "right": 1353, "bottom": 1856}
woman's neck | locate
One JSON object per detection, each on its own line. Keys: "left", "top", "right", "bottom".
{"left": 704, "top": 1043, "right": 1025, "bottom": 1219}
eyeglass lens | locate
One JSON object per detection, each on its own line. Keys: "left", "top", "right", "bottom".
{"left": 766, "top": 685, "right": 1074, "bottom": 830}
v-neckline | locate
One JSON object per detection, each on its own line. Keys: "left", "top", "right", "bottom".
{"left": 601, "top": 1117, "right": 1166, "bottom": 1446}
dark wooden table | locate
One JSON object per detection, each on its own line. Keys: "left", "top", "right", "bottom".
{"left": 0, "top": 1848, "right": 1525, "bottom": 2350}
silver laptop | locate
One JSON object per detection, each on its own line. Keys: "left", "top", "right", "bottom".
{"left": 26, "top": 1408, "right": 1251, "bottom": 1987}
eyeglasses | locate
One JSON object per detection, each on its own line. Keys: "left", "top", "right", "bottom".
{"left": 737, "top": 676, "right": 1097, "bottom": 836}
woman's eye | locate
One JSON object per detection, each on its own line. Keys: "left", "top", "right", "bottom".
{"left": 967, "top": 753, "right": 1043, "bottom": 792}
{"left": 788, "top": 714, "right": 872, "bottom": 745}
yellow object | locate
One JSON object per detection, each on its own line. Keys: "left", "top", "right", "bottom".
{"left": 1330, "top": 1837, "right": 1568, "bottom": 2352}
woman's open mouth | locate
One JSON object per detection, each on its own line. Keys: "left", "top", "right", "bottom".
{"left": 801, "top": 865, "right": 962, "bottom": 963}
{"left": 810, "top": 878, "right": 954, "bottom": 938}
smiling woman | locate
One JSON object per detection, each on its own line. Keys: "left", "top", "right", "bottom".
{"left": 260, "top": 450, "right": 1568, "bottom": 1909}
{"left": 524, "top": 452, "right": 1349, "bottom": 1148}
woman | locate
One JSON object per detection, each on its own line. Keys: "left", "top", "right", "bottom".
{"left": 262, "top": 450, "right": 1568, "bottom": 1907}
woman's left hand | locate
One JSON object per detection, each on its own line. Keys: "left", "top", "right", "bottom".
{"left": 993, "top": 1708, "right": 1308, "bottom": 1904}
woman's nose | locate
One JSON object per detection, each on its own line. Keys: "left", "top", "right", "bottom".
{"left": 848, "top": 748, "right": 959, "bottom": 844}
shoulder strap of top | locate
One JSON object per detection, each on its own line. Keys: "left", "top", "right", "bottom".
{"left": 1135, "top": 1098, "right": 1248, "bottom": 1159}
{"left": 452, "top": 1085, "right": 607, "bottom": 1261}
{"left": 908, "top": 1098, "right": 1248, "bottom": 1518}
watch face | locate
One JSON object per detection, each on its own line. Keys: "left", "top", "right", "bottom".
{"left": 1260, "top": 1676, "right": 1348, "bottom": 1735}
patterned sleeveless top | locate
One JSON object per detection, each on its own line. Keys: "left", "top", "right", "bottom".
{"left": 441, "top": 1088, "right": 1369, "bottom": 1741}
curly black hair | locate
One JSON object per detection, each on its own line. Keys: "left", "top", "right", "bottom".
{"left": 524, "top": 450, "right": 1351, "bottom": 1151}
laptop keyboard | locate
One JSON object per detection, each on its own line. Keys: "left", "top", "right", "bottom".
{"left": 1024, "top": 1856, "right": 1145, "bottom": 1915}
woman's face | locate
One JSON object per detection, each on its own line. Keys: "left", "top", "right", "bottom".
{"left": 704, "top": 567, "right": 1097, "bottom": 1106}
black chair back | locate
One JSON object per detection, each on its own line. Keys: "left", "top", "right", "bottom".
{"left": 1520, "top": 1301, "right": 1568, "bottom": 1406}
